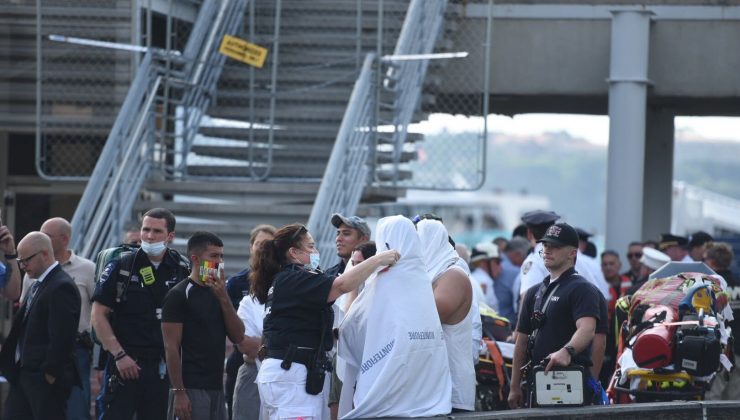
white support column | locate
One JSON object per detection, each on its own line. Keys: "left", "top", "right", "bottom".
{"left": 605, "top": 10, "right": 652, "bottom": 261}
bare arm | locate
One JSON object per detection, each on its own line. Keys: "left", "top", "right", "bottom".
{"left": 328, "top": 250, "right": 399, "bottom": 302}
{"left": 236, "top": 336, "right": 262, "bottom": 359}
{"left": 91, "top": 301, "right": 142, "bottom": 380}
{"left": 208, "top": 271, "right": 245, "bottom": 344}
{"left": 162, "top": 322, "right": 191, "bottom": 420}
{"left": 544, "top": 316, "right": 597, "bottom": 373}
{"left": 591, "top": 333, "right": 606, "bottom": 378}
{"left": 432, "top": 269, "right": 472, "bottom": 325}
{"left": 508, "top": 331, "right": 530, "bottom": 409}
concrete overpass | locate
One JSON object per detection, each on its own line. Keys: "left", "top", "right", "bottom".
{"left": 431, "top": 0, "right": 740, "bottom": 255}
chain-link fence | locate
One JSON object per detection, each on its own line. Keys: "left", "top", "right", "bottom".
{"left": 373, "top": 0, "right": 490, "bottom": 191}
{"left": 35, "top": 1, "right": 193, "bottom": 179}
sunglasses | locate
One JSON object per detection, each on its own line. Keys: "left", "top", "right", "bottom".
{"left": 627, "top": 252, "right": 643, "bottom": 259}
{"left": 290, "top": 225, "right": 307, "bottom": 242}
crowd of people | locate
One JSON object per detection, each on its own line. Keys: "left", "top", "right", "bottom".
{"left": 0, "top": 207, "right": 737, "bottom": 419}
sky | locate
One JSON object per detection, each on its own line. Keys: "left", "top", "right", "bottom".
{"left": 413, "top": 114, "right": 740, "bottom": 145}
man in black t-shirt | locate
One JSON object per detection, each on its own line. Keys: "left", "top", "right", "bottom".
{"left": 508, "top": 223, "right": 602, "bottom": 409}
{"left": 162, "top": 232, "right": 245, "bottom": 420}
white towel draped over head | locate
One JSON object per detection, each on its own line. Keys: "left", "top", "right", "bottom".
{"left": 416, "top": 219, "right": 460, "bottom": 282}
{"left": 337, "top": 215, "right": 451, "bottom": 418}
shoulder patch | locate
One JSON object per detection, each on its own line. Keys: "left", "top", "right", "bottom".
{"left": 522, "top": 260, "right": 533, "bottom": 275}
{"left": 100, "top": 261, "right": 116, "bottom": 284}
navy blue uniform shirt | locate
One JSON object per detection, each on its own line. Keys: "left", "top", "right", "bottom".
{"left": 517, "top": 267, "right": 601, "bottom": 366}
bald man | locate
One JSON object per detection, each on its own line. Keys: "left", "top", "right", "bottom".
{"left": 0, "top": 232, "right": 81, "bottom": 419}
{"left": 20, "top": 217, "right": 96, "bottom": 419}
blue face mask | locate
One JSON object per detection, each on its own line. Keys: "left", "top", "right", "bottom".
{"left": 141, "top": 240, "right": 166, "bottom": 256}
{"left": 306, "top": 252, "right": 320, "bottom": 271}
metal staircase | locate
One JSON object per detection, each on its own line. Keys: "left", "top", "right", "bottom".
{"left": 68, "top": 0, "right": 248, "bottom": 258}
{"left": 59, "top": 0, "right": 450, "bottom": 275}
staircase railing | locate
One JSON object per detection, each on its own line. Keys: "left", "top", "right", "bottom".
{"left": 307, "top": 54, "right": 376, "bottom": 264}
{"left": 69, "top": 52, "right": 163, "bottom": 258}
{"left": 169, "top": 0, "right": 249, "bottom": 177}
{"left": 70, "top": 0, "right": 247, "bottom": 259}
{"left": 376, "top": 0, "right": 448, "bottom": 187}
{"left": 307, "top": 0, "right": 449, "bottom": 265}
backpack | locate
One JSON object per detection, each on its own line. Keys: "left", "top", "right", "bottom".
{"left": 91, "top": 244, "right": 190, "bottom": 344}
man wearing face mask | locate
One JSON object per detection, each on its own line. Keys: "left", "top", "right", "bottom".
{"left": 91, "top": 208, "right": 191, "bottom": 420}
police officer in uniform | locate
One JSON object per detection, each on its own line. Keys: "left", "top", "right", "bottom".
{"left": 508, "top": 223, "right": 602, "bottom": 408}
{"left": 250, "top": 224, "right": 398, "bottom": 420}
{"left": 91, "top": 208, "right": 190, "bottom": 419}
{"left": 517, "top": 210, "right": 559, "bottom": 298}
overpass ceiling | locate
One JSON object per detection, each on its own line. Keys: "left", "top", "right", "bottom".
{"left": 433, "top": 2, "right": 740, "bottom": 116}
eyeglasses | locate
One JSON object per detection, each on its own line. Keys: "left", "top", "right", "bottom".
{"left": 627, "top": 252, "right": 643, "bottom": 259}
{"left": 16, "top": 251, "right": 41, "bottom": 266}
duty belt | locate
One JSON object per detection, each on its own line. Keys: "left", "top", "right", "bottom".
{"left": 265, "top": 346, "right": 316, "bottom": 367}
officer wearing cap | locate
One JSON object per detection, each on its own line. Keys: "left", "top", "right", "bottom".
{"left": 658, "top": 233, "right": 692, "bottom": 262}
{"left": 517, "top": 210, "right": 560, "bottom": 297}
{"left": 325, "top": 214, "right": 371, "bottom": 278}
{"left": 508, "top": 222, "right": 602, "bottom": 409}
{"left": 518, "top": 211, "right": 610, "bottom": 301}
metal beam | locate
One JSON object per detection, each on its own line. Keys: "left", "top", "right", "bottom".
{"left": 460, "top": 4, "right": 740, "bottom": 20}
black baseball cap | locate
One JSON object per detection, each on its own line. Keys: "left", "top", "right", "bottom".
{"left": 537, "top": 222, "right": 579, "bottom": 248}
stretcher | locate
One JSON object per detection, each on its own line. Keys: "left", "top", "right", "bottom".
{"left": 606, "top": 263, "right": 732, "bottom": 404}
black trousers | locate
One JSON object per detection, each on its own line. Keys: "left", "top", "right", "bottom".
{"left": 4, "top": 368, "right": 71, "bottom": 420}
{"left": 97, "top": 357, "right": 169, "bottom": 420}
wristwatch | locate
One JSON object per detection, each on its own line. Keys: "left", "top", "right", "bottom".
{"left": 564, "top": 345, "right": 576, "bottom": 357}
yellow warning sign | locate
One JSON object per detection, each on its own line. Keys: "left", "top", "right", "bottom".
{"left": 219, "top": 35, "right": 268, "bottom": 68}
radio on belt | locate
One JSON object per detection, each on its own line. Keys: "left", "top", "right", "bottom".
{"left": 532, "top": 364, "right": 585, "bottom": 407}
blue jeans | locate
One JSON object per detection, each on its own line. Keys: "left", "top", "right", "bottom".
{"left": 67, "top": 344, "right": 92, "bottom": 420}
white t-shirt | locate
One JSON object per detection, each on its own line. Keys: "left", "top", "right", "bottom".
{"left": 237, "top": 294, "right": 265, "bottom": 368}
{"left": 471, "top": 267, "right": 499, "bottom": 310}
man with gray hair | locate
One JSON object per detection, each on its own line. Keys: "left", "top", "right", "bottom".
{"left": 19, "top": 217, "right": 96, "bottom": 420}
{"left": 1, "top": 231, "right": 81, "bottom": 419}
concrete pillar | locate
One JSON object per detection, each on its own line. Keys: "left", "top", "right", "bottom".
{"left": 642, "top": 108, "right": 675, "bottom": 242}
{"left": 605, "top": 10, "right": 652, "bottom": 260}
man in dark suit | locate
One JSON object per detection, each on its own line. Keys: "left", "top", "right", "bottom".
{"left": 0, "top": 231, "right": 81, "bottom": 419}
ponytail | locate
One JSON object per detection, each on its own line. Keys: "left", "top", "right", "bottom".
{"left": 251, "top": 239, "right": 279, "bottom": 304}
{"left": 250, "top": 223, "right": 308, "bottom": 304}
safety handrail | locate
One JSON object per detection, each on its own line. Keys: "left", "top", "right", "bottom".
{"left": 307, "top": 54, "right": 376, "bottom": 265}
{"left": 376, "top": 0, "right": 448, "bottom": 186}
{"left": 70, "top": 0, "right": 248, "bottom": 259}
{"left": 307, "top": 0, "right": 449, "bottom": 265}
{"left": 69, "top": 52, "right": 162, "bottom": 258}
{"left": 172, "top": 0, "right": 248, "bottom": 176}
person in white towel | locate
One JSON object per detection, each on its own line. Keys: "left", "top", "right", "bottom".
{"left": 338, "top": 215, "right": 452, "bottom": 418}
{"left": 416, "top": 219, "right": 476, "bottom": 412}
{"left": 250, "top": 223, "right": 399, "bottom": 420}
